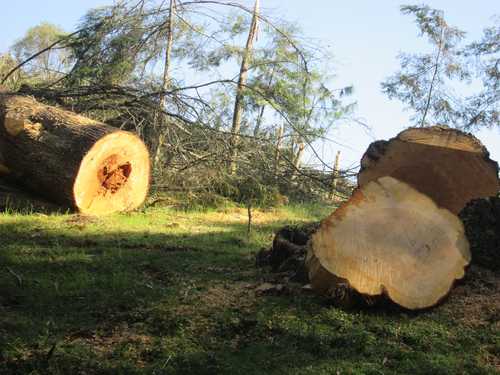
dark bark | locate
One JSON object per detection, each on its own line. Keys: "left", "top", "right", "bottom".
{"left": 460, "top": 196, "right": 500, "bottom": 273}
{"left": 358, "top": 126, "right": 499, "bottom": 214}
{"left": 0, "top": 94, "right": 150, "bottom": 215}
{"left": 0, "top": 177, "right": 63, "bottom": 213}
{"left": 256, "top": 222, "right": 319, "bottom": 283}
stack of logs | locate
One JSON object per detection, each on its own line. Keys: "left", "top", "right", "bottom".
{"left": 0, "top": 94, "right": 150, "bottom": 215}
{"left": 267, "top": 126, "right": 499, "bottom": 310}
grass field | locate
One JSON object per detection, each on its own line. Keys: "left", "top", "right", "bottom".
{"left": 0, "top": 203, "right": 498, "bottom": 374}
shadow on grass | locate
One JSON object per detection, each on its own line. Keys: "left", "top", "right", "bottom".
{"left": 1, "top": 216, "right": 498, "bottom": 375}
{"left": 0, "top": 216, "right": 326, "bottom": 374}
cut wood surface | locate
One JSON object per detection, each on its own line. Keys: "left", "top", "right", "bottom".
{"left": 309, "top": 176, "right": 471, "bottom": 310}
{"left": 0, "top": 94, "right": 150, "bottom": 215}
{"left": 358, "top": 126, "right": 499, "bottom": 214}
{"left": 305, "top": 250, "right": 344, "bottom": 296}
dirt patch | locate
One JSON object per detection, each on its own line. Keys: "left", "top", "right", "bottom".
{"left": 64, "top": 215, "right": 100, "bottom": 229}
{"left": 119, "top": 243, "right": 200, "bottom": 252}
{"left": 66, "top": 322, "right": 153, "bottom": 365}
{"left": 440, "top": 266, "right": 500, "bottom": 328}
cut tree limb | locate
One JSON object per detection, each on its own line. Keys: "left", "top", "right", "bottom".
{"left": 358, "top": 126, "right": 499, "bottom": 214}
{"left": 308, "top": 176, "right": 471, "bottom": 310}
{"left": 0, "top": 94, "right": 150, "bottom": 215}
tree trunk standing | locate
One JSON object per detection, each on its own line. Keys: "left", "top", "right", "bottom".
{"left": 253, "top": 67, "right": 275, "bottom": 137}
{"left": 308, "top": 176, "right": 470, "bottom": 310}
{"left": 229, "top": 0, "right": 260, "bottom": 174}
{"left": 274, "top": 124, "right": 284, "bottom": 178}
{"left": 247, "top": 202, "right": 253, "bottom": 238}
{"left": 358, "top": 126, "right": 499, "bottom": 214}
{"left": 253, "top": 105, "right": 265, "bottom": 137}
{"left": 0, "top": 94, "right": 150, "bottom": 215}
{"left": 421, "top": 19, "right": 445, "bottom": 127}
{"left": 159, "top": 0, "right": 175, "bottom": 110}
{"left": 153, "top": 0, "right": 176, "bottom": 172}
{"left": 330, "top": 150, "right": 340, "bottom": 198}
{"left": 291, "top": 140, "right": 305, "bottom": 179}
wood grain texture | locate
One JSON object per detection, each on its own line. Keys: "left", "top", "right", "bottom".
{"left": 0, "top": 94, "right": 150, "bottom": 215}
{"left": 309, "top": 176, "right": 471, "bottom": 310}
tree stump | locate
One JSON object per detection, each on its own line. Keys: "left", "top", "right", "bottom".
{"left": 358, "top": 126, "right": 499, "bottom": 214}
{"left": 308, "top": 176, "right": 471, "bottom": 310}
{"left": 0, "top": 94, "right": 150, "bottom": 215}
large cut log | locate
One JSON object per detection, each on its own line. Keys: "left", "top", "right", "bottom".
{"left": 358, "top": 126, "right": 499, "bottom": 214}
{"left": 0, "top": 178, "right": 62, "bottom": 213}
{"left": 0, "top": 94, "right": 150, "bottom": 215}
{"left": 0, "top": 150, "right": 9, "bottom": 175}
{"left": 308, "top": 176, "right": 470, "bottom": 310}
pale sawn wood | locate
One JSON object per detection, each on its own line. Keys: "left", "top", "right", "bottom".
{"left": 0, "top": 94, "right": 150, "bottom": 215}
{"left": 308, "top": 176, "right": 471, "bottom": 310}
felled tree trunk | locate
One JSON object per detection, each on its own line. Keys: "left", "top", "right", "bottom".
{"left": 0, "top": 149, "right": 9, "bottom": 175}
{"left": 308, "top": 176, "right": 471, "bottom": 310}
{"left": 358, "top": 126, "right": 499, "bottom": 214}
{"left": 0, "top": 94, "right": 150, "bottom": 215}
{"left": 0, "top": 178, "right": 62, "bottom": 213}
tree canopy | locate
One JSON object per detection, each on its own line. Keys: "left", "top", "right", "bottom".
{"left": 1, "top": 1, "right": 497, "bottom": 203}
{"left": 0, "top": 0, "right": 356, "bottom": 202}
{"left": 382, "top": 5, "right": 499, "bottom": 130}
{"left": 11, "top": 22, "right": 69, "bottom": 83}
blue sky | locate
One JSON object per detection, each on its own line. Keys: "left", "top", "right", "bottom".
{"left": 0, "top": 0, "right": 498, "bottom": 169}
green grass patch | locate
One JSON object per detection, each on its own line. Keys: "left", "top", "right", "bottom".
{"left": 0, "top": 204, "right": 498, "bottom": 374}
